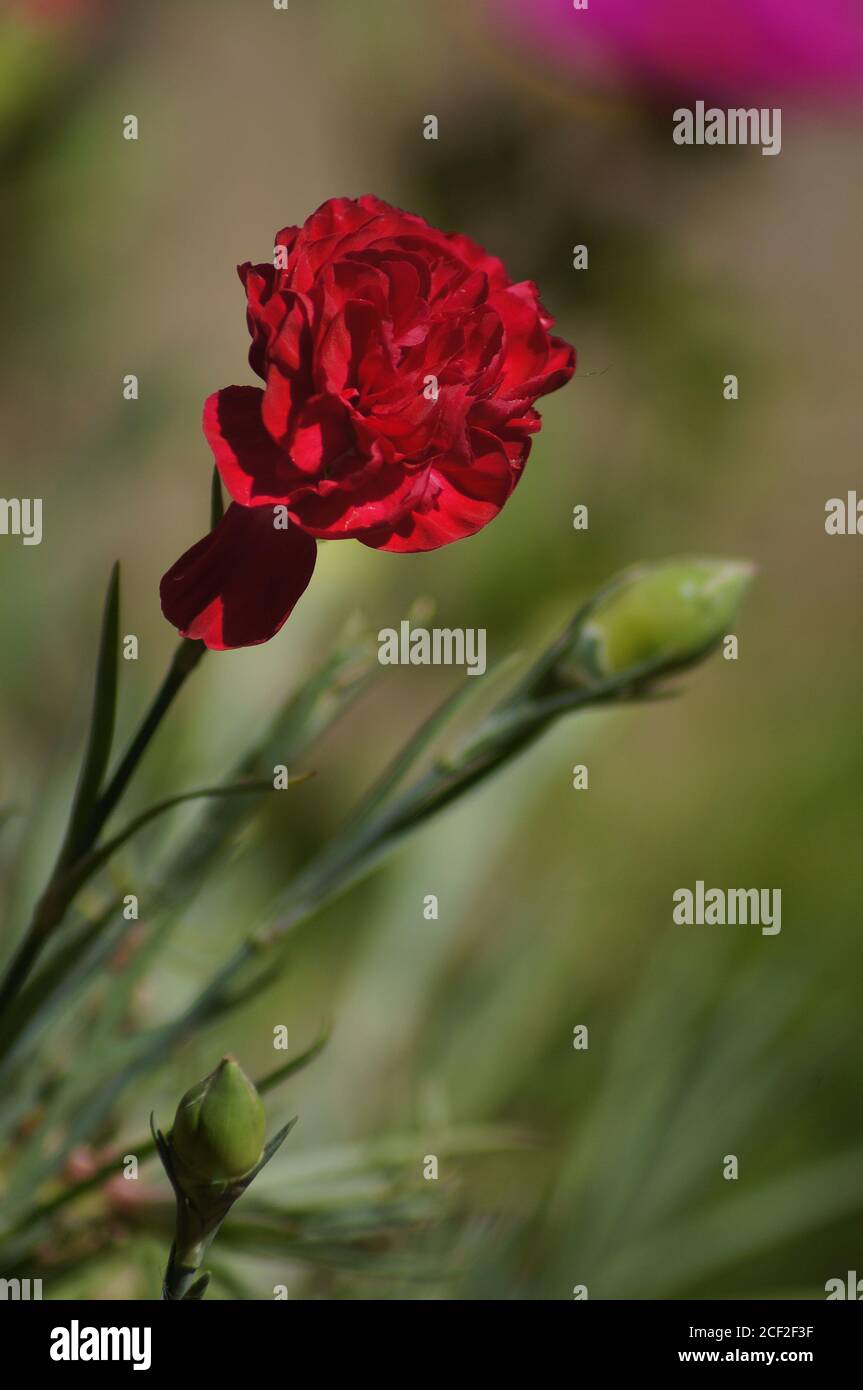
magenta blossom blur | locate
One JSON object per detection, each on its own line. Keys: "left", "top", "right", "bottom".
{"left": 489, "top": 0, "right": 863, "bottom": 105}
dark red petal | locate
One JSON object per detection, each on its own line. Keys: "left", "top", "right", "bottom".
{"left": 160, "top": 503, "right": 317, "bottom": 650}
{"left": 317, "top": 300, "right": 389, "bottom": 394}
{"left": 274, "top": 224, "right": 301, "bottom": 258}
{"left": 261, "top": 363, "right": 306, "bottom": 447}
{"left": 290, "top": 395, "right": 354, "bottom": 475}
{"left": 290, "top": 457, "right": 426, "bottom": 539}
{"left": 238, "top": 262, "right": 278, "bottom": 379}
{"left": 489, "top": 286, "right": 550, "bottom": 392}
{"left": 359, "top": 427, "right": 517, "bottom": 553}
{"left": 290, "top": 198, "right": 385, "bottom": 291}
{"left": 528, "top": 334, "right": 577, "bottom": 397}
{"left": 442, "top": 229, "right": 511, "bottom": 289}
{"left": 203, "top": 386, "right": 298, "bottom": 506}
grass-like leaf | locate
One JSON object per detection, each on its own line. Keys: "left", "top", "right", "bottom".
{"left": 59, "top": 774, "right": 312, "bottom": 903}
{"left": 58, "top": 562, "right": 120, "bottom": 864}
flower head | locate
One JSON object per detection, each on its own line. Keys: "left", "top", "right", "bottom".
{"left": 160, "top": 195, "right": 575, "bottom": 649}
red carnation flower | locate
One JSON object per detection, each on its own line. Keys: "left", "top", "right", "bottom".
{"left": 160, "top": 195, "right": 576, "bottom": 649}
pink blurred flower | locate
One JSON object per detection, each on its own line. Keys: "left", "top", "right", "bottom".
{"left": 490, "top": 0, "right": 863, "bottom": 105}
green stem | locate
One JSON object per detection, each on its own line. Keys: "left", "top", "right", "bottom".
{"left": 80, "top": 638, "right": 205, "bottom": 851}
{"left": 0, "top": 638, "right": 204, "bottom": 1019}
{"left": 161, "top": 1234, "right": 211, "bottom": 1301}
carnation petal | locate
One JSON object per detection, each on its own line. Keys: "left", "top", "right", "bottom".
{"left": 359, "top": 427, "right": 517, "bottom": 553}
{"left": 203, "top": 386, "right": 297, "bottom": 506}
{"left": 159, "top": 503, "right": 317, "bottom": 650}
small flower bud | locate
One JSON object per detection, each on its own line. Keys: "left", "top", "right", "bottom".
{"left": 560, "top": 558, "right": 755, "bottom": 684}
{"left": 170, "top": 1056, "right": 265, "bottom": 1184}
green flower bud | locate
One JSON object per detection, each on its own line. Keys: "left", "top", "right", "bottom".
{"left": 170, "top": 1056, "right": 265, "bottom": 1184}
{"left": 560, "top": 558, "right": 755, "bottom": 683}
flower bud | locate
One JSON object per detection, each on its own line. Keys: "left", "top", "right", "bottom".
{"left": 170, "top": 1056, "right": 265, "bottom": 1184}
{"left": 559, "top": 558, "right": 755, "bottom": 684}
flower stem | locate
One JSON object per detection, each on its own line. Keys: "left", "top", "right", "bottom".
{"left": 0, "top": 637, "right": 205, "bottom": 1018}
{"left": 79, "top": 637, "right": 205, "bottom": 852}
{"left": 161, "top": 1236, "right": 211, "bottom": 1301}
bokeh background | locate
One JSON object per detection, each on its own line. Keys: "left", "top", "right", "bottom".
{"left": 1, "top": 0, "right": 862, "bottom": 1299}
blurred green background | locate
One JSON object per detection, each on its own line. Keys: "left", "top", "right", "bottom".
{"left": 1, "top": 0, "right": 862, "bottom": 1299}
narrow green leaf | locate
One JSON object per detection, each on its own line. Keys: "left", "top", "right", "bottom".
{"left": 58, "top": 773, "right": 313, "bottom": 903}
{"left": 353, "top": 651, "right": 522, "bottom": 823}
{"left": 146, "top": 619, "right": 378, "bottom": 920}
{"left": 0, "top": 899, "right": 123, "bottom": 1076}
{"left": 243, "top": 1116, "right": 299, "bottom": 1185}
{"left": 60, "top": 563, "right": 121, "bottom": 864}
{"left": 256, "top": 1031, "right": 331, "bottom": 1095}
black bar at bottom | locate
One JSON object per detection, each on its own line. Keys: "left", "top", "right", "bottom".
{"left": 0, "top": 1297, "right": 859, "bottom": 1375}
